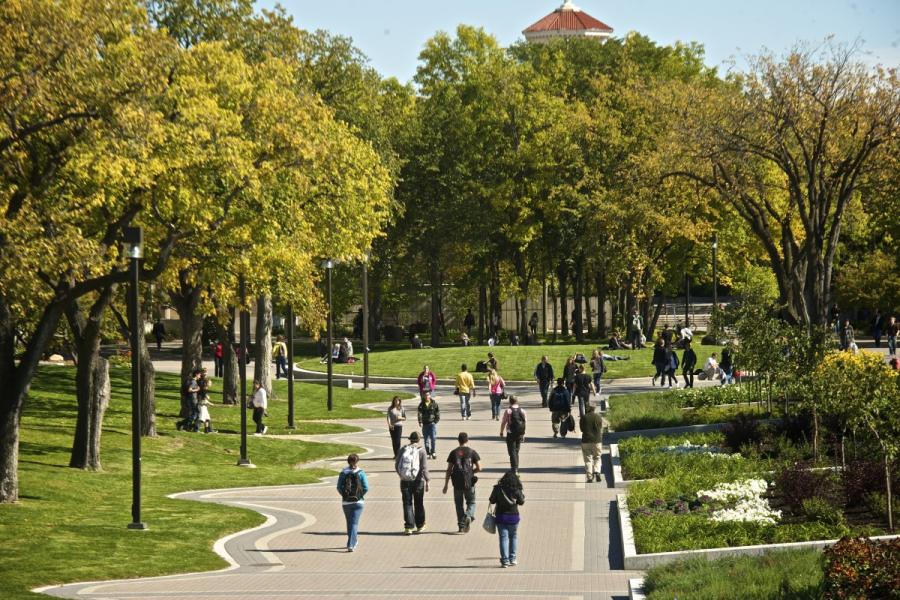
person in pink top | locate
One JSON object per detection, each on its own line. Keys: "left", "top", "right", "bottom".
{"left": 488, "top": 369, "right": 506, "bottom": 420}
{"left": 417, "top": 365, "right": 436, "bottom": 401}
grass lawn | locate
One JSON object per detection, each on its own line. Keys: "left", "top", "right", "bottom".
{"left": 608, "top": 392, "right": 769, "bottom": 431}
{"left": 0, "top": 366, "right": 390, "bottom": 600}
{"left": 644, "top": 551, "right": 823, "bottom": 599}
{"left": 297, "top": 343, "right": 724, "bottom": 381}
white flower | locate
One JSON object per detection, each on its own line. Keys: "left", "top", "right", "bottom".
{"left": 659, "top": 441, "right": 741, "bottom": 459}
{"left": 698, "top": 479, "right": 781, "bottom": 525}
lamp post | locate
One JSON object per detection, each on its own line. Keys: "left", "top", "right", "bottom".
{"left": 323, "top": 259, "right": 334, "bottom": 411}
{"left": 124, "top": 226, "right": 146, "bottom": 530}
{"left": 684, "top": 272, "right": 691, "bottom": 327}
{"left": 362, "top": 251, "right": 370, "bottom": 390}
{"left": 237, "top": 275, "right": 253, "bottom": 467}
{"left": 712, "top": 233, "right": 719, "bottom": 312}
{"left": 286, "top": 305, "right": 295, "bottom": 429}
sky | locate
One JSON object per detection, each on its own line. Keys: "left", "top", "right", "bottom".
{"left": 259, "top": 0, "right": 900, "bottom": 82}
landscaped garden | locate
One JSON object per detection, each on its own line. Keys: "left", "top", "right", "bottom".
{"left": 607, "top": 386, "right": 769, "bottom": 431}
{"left": 0, "top": 366, "right": 397, "bottom": 600}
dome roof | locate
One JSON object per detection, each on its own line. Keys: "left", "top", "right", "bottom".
{"left": 523, "top": 1, "right": 613, "bottom": 43}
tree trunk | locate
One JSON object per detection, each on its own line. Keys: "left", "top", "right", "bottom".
{"left": 557, "top": 262, "right": 569, "bottom": 337}
{"left": 584, "top": 268, "right": 593, "bottom": 338}
{"left": 886, "top": 457, "right": 893, "bottom": 532}
{"left": 478, "top": 281, "right": 486, "bottom": 345}
{"left": 253, "top": 294, "right": 273, "bottom": 397}
{"left": 596, "top": 270, "right": 608, "bottom": 338}
{"left": 573, "top": 259, "right": 584, "bottom": 342}
{"left": 489, "top": 261, "right": 502, "bottom": 336}
{"left": 170, "top": 279, "right": 203, "bottom": 384}
{"left": 551, "top": 277, "right": 558, "bottom": 342}
{"left": 513, "top": 250, "right": 531, "bottom": 341}
{"left": 430, "top": 261, "right": 441, "bottom": 348}
{"left": 218, "top": 313, "right": 237, "bottom": 405}
{"left": 647, "top": 295, "right": 665, "bottom": 341}
{"left": 110, "top": 303, "right": 155, "bottom": 436}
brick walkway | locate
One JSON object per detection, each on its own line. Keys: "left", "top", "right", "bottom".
{"left": 39, "top": 382, "right": 647, "bottom": 600}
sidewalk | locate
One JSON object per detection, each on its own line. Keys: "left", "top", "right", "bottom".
{"left": 38, "top": 385, "right": 641, "bottom": 600}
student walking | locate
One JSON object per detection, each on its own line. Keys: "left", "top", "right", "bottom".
{"left": 455, "top": 364, "right": 475, "bottom": 420}
{"left": 548, "top": 378, "right": 572, "bottom": 438}
{"left": 337, "top": 454, "right": 369, "bottom": 552}
{"left": 488, "top": 369, "right": 506, "bottom": 421}
{"left": 589, "top": 350, "right": 606, "bottom": 399}
{"left": 152, "top": 319, "right": 166, "bottom": 351}
{"left": 489, "top": 471, "right": 525, "bottom": 568}
{"left": 417, "top": 365, "right": 436, "bottom": 400}
{"left": 651, "top": 338, "right": 666, "bottom": 386}
{"left": 396, "top": 431, "right": 430, "bottom": 534}
{"left": 580, "top": 404, "right": 603, "bottom": 483}
{"left": 681, "top": 341, "right": 698, "bottom": 388}
{"left": 573, "top": 365, "right": 594, "bottom": 418}
{"left": 888, "top": 316, "right": 899, "bottom": 356}
{"left": 533, "top": 356, "right": 554, "bottom": 408}
{"left": 177, "top": 370, "right": 201, "bottom": 432}
{"left": 499, "top": 395, "right": 526, "bottom": 474}
{"left": 417, "top": 392, "right": 440, "bottom": 459}
{"left": 250, "top": 380, "right": 268, "bottom": 435}
{"left": 273, "top": 335, "right": 288, "bottom": 379}
{"left": 387, "top": 396, "right": 407, "bottom": 458}
{"left": 214, "top": 341, "right": 224, "bottom": 377}
{"left": 443, "top": 432, "right": 482, "bottom": 533}
{"left": 563, "top": 356, "right": 577, "bottom": 398}
{"left": 720, "top": 348, "right": 735, "bottom": 385}
{"left": 664, "top": 343, "right": 679, "bottom": 388}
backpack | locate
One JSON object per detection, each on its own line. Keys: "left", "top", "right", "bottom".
{"left": 508, "top": 407, "right": 526, "bottom": 437}
{"left": 550, "top": 388, "right": 568, "bottom": 412}
{"left": 396, "top": 445, "right": 421, "bottom": 482}
{"left": 341, "top": 469, "right": 363, "bottom": 502}
{"left": 450, "top": 448, "right": 475, "bottom": 489}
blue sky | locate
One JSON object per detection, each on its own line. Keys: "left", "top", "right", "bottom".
{"left": 261, "top": 0, "right": 900, "bottom": 81}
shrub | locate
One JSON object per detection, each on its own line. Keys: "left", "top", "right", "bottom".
{"left": 842, "top": 459, "right": 900, "bottom": 505}
{"left": 863, "top": 492, "right": 900, "bottom": 526}
{"left": 773, "top": 463, "right": 844, "bottom": 516}
{"left": 723, "top": 414, "right": 765, "bottom": 453}
{"left": 822, "top": 537, "right": 900, "bottom": 599}
{"left": 802, "top": 497, "right": 847, "bottom": 528}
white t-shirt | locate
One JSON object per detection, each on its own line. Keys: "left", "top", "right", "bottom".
{"left": 252, "top": 387, "right": 268, "bottom": 410}
{"left": 705, "top": 357, "right": 718, "bottom": 370}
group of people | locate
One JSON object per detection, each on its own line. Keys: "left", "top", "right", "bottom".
{"left": 177, "top": 368, "right": 214, "bottom": 433}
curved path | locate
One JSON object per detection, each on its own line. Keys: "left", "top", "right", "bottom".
{"left": 38, "top": 382, "right": 643, "bottom": 600}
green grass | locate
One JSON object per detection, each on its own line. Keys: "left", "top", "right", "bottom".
{"left": 644, "top": 551, "right": 824, "bottom": 599}
{"left": 619, "top": 432, "right": 732, "bottom": 480}
{"left": 297, "top": 344, "right": 724, "bottom": 381}
{"left": 0, "top": 366, "right": 383, "bottom": 600}
{"left": 608, "top": 392, "right": 769, "bottom": 431}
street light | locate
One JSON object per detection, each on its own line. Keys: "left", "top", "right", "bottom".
{"left": 362, "top": 250, "right": 370, "bottom": 391}
{"left": 712, "top": 232, "right": 719, "bottom": 312}
{"left": 286, "top": 305, "right": 296, "bottom": 429}
{"left": 124, "top": 226, "right": 146, "bottom": 530}
{"left": 323, "top": 259, "right": 334, "bottom": 411}
{"left": 236, "top": 275, "right": 254, "bottom": 467}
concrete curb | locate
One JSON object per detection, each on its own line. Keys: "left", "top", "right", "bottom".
{"left": 616, "top": 493, "right": 900, "bottom": 569}
{"left": 628, "top": 578, "right": 647, "bottom": 600}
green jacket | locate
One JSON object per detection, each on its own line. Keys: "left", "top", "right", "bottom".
{"left": 580, "top": 412, "right": 603, "bottom": 444}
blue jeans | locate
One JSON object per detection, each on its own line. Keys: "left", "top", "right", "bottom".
{"left": 592, "top": 372, "right": 602, "bottom": 395}
{"left": 490, "top": 393, "right": 502, "bottom": 419}
{"left": 497, "top": 522, "right": 519, "bottom": 564}
{"left": 275, "top": 356, "right": 287, "bottom": 378}
{"left": 458, "top": 393, "right": 471, "bottom": 418}
{"left": 453, "top": 486, "right": 476, "bottom": 528}
{"left": 721, "top": 368, "right": 734, "bottom": 385}
{"left": 576, "top": 394, "right": 588, "bottom": 418}
{"left": 889, "top": 336, "right": 897, "bottom": 356}
{"left": 537, "top": 381, "right": 550, "bottom": 407}
{"left": 422, "top": 423, "right": 437, "bottom": 456}
{"left": 342, "top": 502, "right": 364, "bottom": 549}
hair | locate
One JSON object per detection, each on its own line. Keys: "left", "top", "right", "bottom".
{"left": 508, "top": 394, "right": 518, "bottom": 404}
{"left": 347, "top": 453, "right": 359, "bottom": 466}
{"left": 586, "top": 403, "right": 596, "bottom": 413}
{"left": 390, "top": 396, "right": 402, "bottom": 409}
{"left": 461, "top": 364, "right": 468, "bottom": 371}
{"left": 487, "top": 352, "right": 494, "bottom": 358}
{"left": 423, "top": 364, "right": 429, "bottom": 370}
{"left": 542, "top": 355, "right": 548, "bottom": 361}
{"left": 489, "top": 369, "right": 500, "bottom": 384}
{"left": 591, "top": 349, "right": 600, "bottom": 359}
{"left": 499, "top": 470, "right": 522, "bottom": 491}
{"left": 457, "top": 432, "right": 469, "bottom": 444}
{"left": 566, "top": 356, "right": 574, "bottom": 365}
{"left": 253, "top": 379, "right": 261, "bottom": 386}
{"left": 556, "top": 377, "right": 564, "bottom": 385}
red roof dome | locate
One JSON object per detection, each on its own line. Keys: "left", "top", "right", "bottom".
{"left": 523, "top": 1, "right": 613, "bottom": 42}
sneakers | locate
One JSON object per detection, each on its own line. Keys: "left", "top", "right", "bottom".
{"left": 510, "top": 558, "right": 518, "bottom": 566}
{"left": 595, "top": 473, "right": 602, "bottom": 483}
{"left": 500, "top": 562, "right": 509, "bottom": 568}
{"left": 262, "top": 426, "right": 268, "bottom": 435}
{"left": 347, "top": 546, "right": 355, "bottom": 552}
{"left": 586, "top": 475, "right": 593, "bottom": 483}
{"left": 416, "top": 524, "right": 427, "bottom": 533}
{"left": 404, "top": 528, "right": 413, "bottom": 535}
{"left": 553, "top": 432, "right": 558, "bottom": 438}
{"left": 458, "top": 526, "right": 465, "bottom": 534}
{"left": 462, "top": 516, "right": 472, "bottom": 533}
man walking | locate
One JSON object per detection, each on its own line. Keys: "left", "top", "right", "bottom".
{"left": 396, "top": 431, "right": 429, "bottom": 534}
{"left": 629, "top": 308, "right": 643, "bottom": 350}
{"left": 455, "top": 363, "right": 475, "bottom": 420}
{"left": 152, "top": 319, "right": 166, "bottom": 351}
{"left": 417, "top": 365, "right": 436, "bottom": 400}
{"left": 548, "top": 378, "right": 571, "bottom": 438}
{"left": 573, "top": 365, "right": 595, "bottom": 418}
{"left": 250, "top": 380, "right": 268, "bottom": 435}
{"left": 888, "top": 316, "right": 899, "bottom": 357}
{"left": 417, "top": 392, "right": 440, "bottom": 459}
{"left": 580, "top": 403, "right": 603, "bottom": 483}
{"left": 499, "top": 395, "right": 526, "bottom": 474}
{"left": 273, "top": 335, "right": 288, "bottom": 379}
{"left": 534, "top": 356, "right": 554, "bottom": 408}
{"left": 443, "top": 432, "right": 482, "bottom": 533}
{"left": 681, "top": 341, "right": 698, "bottom": 388}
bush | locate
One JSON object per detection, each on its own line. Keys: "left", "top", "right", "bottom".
{"left": 723, "top": 414, "right": 765, "bottom": 453}
{"left": 863, "top": 492, "right": 900, "bottom": 526}
{"left": 823, "top": 537, "right": 900, "bottom": 599}
{"left": 773, "top": 463, "right": 844, "bottom": 516}
{"left": 802, "top": 497, "right": 847, "bottom": 528}
{"left": 842, "top": 459, "right": 900, "bottom": 505}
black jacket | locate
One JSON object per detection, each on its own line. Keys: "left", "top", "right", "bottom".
{"left": 489, "top": 484, "right": 525, "bottom": 516}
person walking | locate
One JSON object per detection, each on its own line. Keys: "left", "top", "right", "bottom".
{"left": 563, "top": 356, "right": 577, "bottom": 398}
{"left": 499, "top": 395, "right": 526, "bottom": 474}
{"left": 663, "top": 343, "right": 679, "bottom": 388}
{"left": 214, "top": 340, "right": 224, "bottom": 377}
{"left": 463, "top": 309, "right": 475, "bottom": 337}
{"left": 273, "top": 335, "right": 288, "bottom": 379}
{"left": 487, "top": 369, "right": 506, "bottom": 421}
{"left": 589, "top": 350, "right": 606, "bottom": 399}
{"left": 872, "top": 310, "right": 884, "bottom": 348}
{"left": 534, "top": 356, "right": 554, "bottom": 408}
{"left": 443, "top": 432, "right": 482, "bottom": 534}
{"left": 887, "top": 316, "right": 899, "bottom": 357}
{"left": 337, "top": 453, "right": 369, "bottom": 552}
{"left": 651, "top": 338, "right": 666, "bottom": 386}
{"left": 455, "top": 364, "right": 475, "bottom": 420}
{"left": 572, "top": 365, "right": 594, "bottom": 418}
{"left": 720, "top": 348, "right": 735, "bottom": 385}
{"left": 250, "top": 380, "right": 268, "bottom": 435}
{"left": 152, "top": 319, "right": 166, "bottom": 351}
{"left": 177, "top": 370, "right": 201, "bottom": 431}
{"left": 629, "top": 308, "right": 643, "bottom": 350}
{"left": 417, "top": 392, "right": 440, "bottom": 459}
{"left": 548, "top": 378, "right": 571, "bottom": 438}
{"left": 387, "top": 396, "right": 407, "bottom": 458}
{"left": 580, "top": 403, "right": 603, "bottom": 483}
{"left": 839, "top": 319, "right": 855, "bottom": 352}
{"left": 681, "top": 341, "right": 698, "bottom": 388}
{"left": 489, "top": 471, "right": 525, "bottom": 568}
{"left": 396, "top": 431, "right": 429, "bottom": 534}
{"left": 528, "top": 312, "right": 539, "bottom": 341}
{"left": 417, "top": 365, "right": 436, "bottom": 401}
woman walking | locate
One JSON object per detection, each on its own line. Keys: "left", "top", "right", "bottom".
{"left": 663, "top": 342, "right": 679, "bottom": 388}
{"left": 387, "top": 396, "right": 406, "bottom": 458}
{"left": 488, "top": 369, "right": 506, "bottom": 421}
{"left": 337, "top": 454, "right": 369, "bottom": 552}
{"left": 562, "top": 356, "right": 577, "bottom": 398}
{"left": 490, "top": 470, "right": 525, "bottom": 568}
{"left": 589, "top": 350, "right": 605, "bottom": 399}
{"left": 651, "top": 338, "right": 666, "bottom": 386}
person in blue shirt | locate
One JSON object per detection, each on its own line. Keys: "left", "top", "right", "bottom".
{"left": 336, "top": 454, "right": 369, "bottom": 552}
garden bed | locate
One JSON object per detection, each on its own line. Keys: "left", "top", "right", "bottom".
{"left": 607, "top": 387, "right": 772, "bottom": 432}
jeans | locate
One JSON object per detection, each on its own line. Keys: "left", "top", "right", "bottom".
{"left": 342, "top": 502, "right": 364, "bottom": 549}
{"left": 422, "top": 422, "right": 436, "bottom": 456}
{"left": 581, "top": 442, "right": 601, "bottom": 479}
{"left": 253, "top": 407, "right": 265, "bottom": 433}
{"left": 275, "top": 356, "right": 287, "bottom": 379}
{"left": 537, "top": 381, "right": 551, "bottom": 407}
{"left": 490, "top": 394, "right": 503, "bottom": 419}
{"left": 889, "top": 336, "right": 897, "bottom": 356}
{"left": 497, "top": 522, "right": 519, "bottom": 565}
{"left": 214, "top": 356, "right": 224, "bottom": 377}
{"left": 592, "top": 372, "right": 602, "bottom": 395}
{"left": 576, "top": 394, "right": 588, "bottom": 418}
{"left": 458, "top": 393, "right": 471, "bottom": 418}
{"left": 453, "top": 486, "right": 476, "bottom": 528}
{"left": 389, "top": 425, "right": 403, "bottom": 458}
{"left": 874, "top": 329, "right": 882, "bottom": 348}
{"left": 682, "top": 368, "right": 694, "bottom": 388}
{"left": 721, "top": 368, "right": 734, "bottom": 385}
{"left": 400, "top": 479, "right": 426, "bottom": 529}
{"left": 506, "top": 435, "right": 522, "bottom": 472}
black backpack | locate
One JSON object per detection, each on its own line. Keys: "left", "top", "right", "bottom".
{"left": 508, "top": 407, "right": 526, "bottom": 437}
{"left": 450, "top": 448, "right": 475, "bottom": 489}
{"left": 341, "top": 470, "right": 363, "bottom": 502}
{"left": 550, "top": 388, "right": 568, "bottom": 411}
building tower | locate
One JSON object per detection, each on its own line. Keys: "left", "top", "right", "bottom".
{"left": 523, "top": 0, "right": 614, "bottom": 44}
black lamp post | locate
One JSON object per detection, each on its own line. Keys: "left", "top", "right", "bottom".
{"left": 362, "top": 251, "right": 370, "bottom": 390}
{"left": 124, "top": 226, "right": 146, "bottom": 530}
{"left": 237, "top": 275, "right": 253, "bottom": 467}
{"left": 323, "top": 259, "right": 334, "bottom": 411}
{"left": 712, "top": 233, "right": 719, "bottom": 312}
{"left": 286, "top": 305, "right": 295, "bottom": 429}
{"left": 684, "top": 273, "right": 691, "bottom": 327}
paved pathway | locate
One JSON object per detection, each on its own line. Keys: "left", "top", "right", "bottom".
{"left": 39, "top": 383, "right": 642, "bottom": 600}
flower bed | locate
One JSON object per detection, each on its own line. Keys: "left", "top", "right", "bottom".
{"left": 607, "top": 390, "right": 769, "bottom": 431}
{"left": 618, "top": 432, "right": 747, "bottom": 481}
